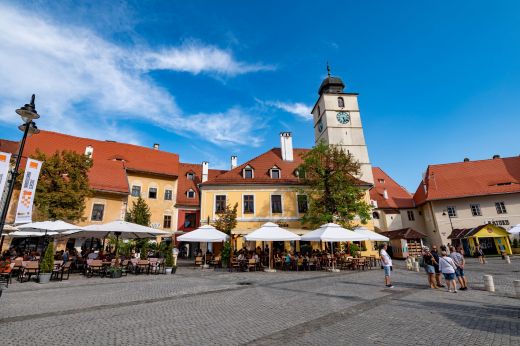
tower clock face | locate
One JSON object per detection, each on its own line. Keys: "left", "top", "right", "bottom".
{"left": 336, "top": 111, "right": 350, "bottom": 124}
{"left": 317, "top": 118, "right": 324, "bottom": 132}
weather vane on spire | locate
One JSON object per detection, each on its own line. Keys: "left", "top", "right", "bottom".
{"left": 326, "top": 62, "right": 331, "bottom": 77}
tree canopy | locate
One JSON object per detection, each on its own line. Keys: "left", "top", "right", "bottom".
{"left": 32, "top": 150, "right": 92, "bottom": 222}
{"left": 213, "top": 203, "right": 238, "bottom": 235}
{"left": 299, "top": 141, "right": 371, "bottom": 229}
{"left": 126, "top": 197, "right": 151, "bottom": 226}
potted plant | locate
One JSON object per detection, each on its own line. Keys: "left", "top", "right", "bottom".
{"left": 221, "top": 241, "right": 231, "bottom": 270}
{"left": 39, "top": 242, "right": 54, "bottom": 284}
{"left": 164, "top": 244, "right": 174, "bottom": 274}
{"left": 106, "top": 266, "right": 123, "bottom": 278}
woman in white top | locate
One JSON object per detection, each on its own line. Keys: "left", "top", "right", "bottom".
{"left": 438, "top": 251, "right": 458, "bottom": 293}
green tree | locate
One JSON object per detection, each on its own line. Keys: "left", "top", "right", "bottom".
{"left": 299, "top": 141, "right": 371, "bottom": 229}
{"left": 126, "top": 197, "right": 151, "bottom": 226}
{"left": 32, "top": 150, "right": 92, "bottom": 222}
{"left": 40, "top": 242, "right": 55, "bottom": 273}
{"left": 213, "top": 203, "right": 238, "bottom": 235}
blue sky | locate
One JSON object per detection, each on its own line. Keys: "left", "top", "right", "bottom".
{"left": 1, "top": 1, "right": 519, "bottom": 192}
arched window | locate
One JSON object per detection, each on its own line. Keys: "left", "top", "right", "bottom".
{"left": 187, "top": 189, "right": 196, "bottom": 199}
{"left": 187, "top": 172, "right": 195, "bottom": 180}
{"left": 372, "top": 211, "right": 380, "bottom": 219}
{"left": 338, "top": 97, "right": 345, "bottom": 108}
{"left": 243, "top": 165, "right": 254, "bottom": 179}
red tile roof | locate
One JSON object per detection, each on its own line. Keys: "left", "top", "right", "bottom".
{"left": 370, "top": 167, "right": 414, "bottom": 209}
{"left": 202, "top": 148, "right": 370, "bottom": 186}
{"left": 0, "top": 139, "right": 19, "bottom": 155}
{"left": 176, "top": 163, "right": 227, "bottom": 207}
{"left": 0, "top": 131, "right": 180, "bottom": 194}
{"left": 380, "top": 228, "right": 426, "bottom": 240}
{"left": 413, "top": 156, "right": 520, "bottom": 205}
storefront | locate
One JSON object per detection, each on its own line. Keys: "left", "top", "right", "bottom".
{"left": 379, "top": 228, "right": 426, "bottom": 259}
{"left": 448, "top": 224, "right": 512, "bottom": 256}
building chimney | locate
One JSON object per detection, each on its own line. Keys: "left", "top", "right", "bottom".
{"left": 463, "top": 158, "right": 470, "bottom": 162}
{"left": 153, "top": 143, "right": 160, "bottom": 150}
{"left": 493, "top": 154, "right": 500, "bottom": 159}
{"left": 85, "top": 145, "right": 93, "bottom": 158}
{"left": 202, "top": 161, "right": 209, "bottom": 182}
{"left": 280, "top": 132, "right": 293, "bottom": 161}
{"left": 383, "top": 188, "right": 389, "bottom": 200}
{"left": 231, "top": 155, "right": 238, "bottom": 169}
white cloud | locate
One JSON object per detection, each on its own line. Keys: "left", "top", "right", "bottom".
{"left": 0, "top": 3, "right": 268, "bottom": 147}
{"left": 264, "top": 101, "right": 313, "bottom": 120}
{"left": 135, "top": 41, "right": 274, "bottom": 76}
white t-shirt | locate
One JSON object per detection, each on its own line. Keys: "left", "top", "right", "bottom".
{"left": 439, "top": 256, "right": 456, "bottom": 274}
{"left": 380, "top": 249, "right": 392, "bottom": 267}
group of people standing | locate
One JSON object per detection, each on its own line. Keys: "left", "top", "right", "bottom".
{"left": 379, "top": 243, "right": 470, "bottom": 293}
{"left": 422, "top": 245, "right": 468, "bottom": 293}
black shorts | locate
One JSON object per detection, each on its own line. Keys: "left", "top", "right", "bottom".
{"left": 434, "top": 265, "right": 441, "bottom": 274}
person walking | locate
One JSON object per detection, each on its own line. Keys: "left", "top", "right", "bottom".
{"left": 438, "top": 250, "right": 458, "bottom": 293}
{"left": 475, "top": 245, "right": 486, "bottom": 264}
{"left": 422, "top": 247, "right": 438, "bottom": 289}
{"left": 431, "top": 246, "right": 445, "bottom": 288}
{"left": 449, "top": 246, "right": 468, "bottom": 290}
{"left": 379, "top": 244, "right": 394, "bottom": 288}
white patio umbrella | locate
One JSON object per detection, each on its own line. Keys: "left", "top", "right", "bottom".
{"left": 354, "top": 226, "right": 390, "bottom": 241}
{"left": 508, "top": 224, "right": 520, "bottom": 234}
{"left": 245, "top": 222, "right": 301, "bottom": 271}
{"left": 3, "top": 225, "right": 19, "bottom": 233}
{"left": 18, "top": 220, "right": 83, "bottom": 235}
{"left": 177, "top": 225, "right": 229, "bottom": 267}
{"left": 301, "top": 223, "right": 368, "bottom": 271}
{"left": 6, "top": 231, "right": 58, "bottom": 237}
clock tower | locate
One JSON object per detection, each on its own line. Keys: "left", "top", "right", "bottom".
{"left": 312, "top": 70, "right": 374, "bottom": 184}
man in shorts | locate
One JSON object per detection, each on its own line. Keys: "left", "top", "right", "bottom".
{"left": 379, "top": 244, "right": 394, "bottom": 288}
{"left": 449, "top": 246, "right": 468, "bottom": 290}
{"left": 431, "top": 245, "right": 445, "bottom": 288}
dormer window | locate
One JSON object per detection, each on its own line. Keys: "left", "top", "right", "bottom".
{"left": 338, "top": 97, "right": 345, "bottom": 108}
{"left": 243, "top": 165, "right": 254, "bottom": 179}
{"left": 187, "top": 172, "right": 195, "bottom": 180}
{"left": 270, "top": 166, "right": 281, "bottom": 179}
{"left": 187, "top": 189, "right": 196, "bottom": 199}
{"left": 378, "top": 179, "right": 385, "bottom": 184}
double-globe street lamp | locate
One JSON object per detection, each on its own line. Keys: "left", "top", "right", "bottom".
{"left": 0, "top": 95, "right": 40, "bottom": 241}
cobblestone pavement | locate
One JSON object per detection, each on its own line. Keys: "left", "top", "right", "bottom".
{"left": 0, "top": 257, "right": 518, "bottom": 345}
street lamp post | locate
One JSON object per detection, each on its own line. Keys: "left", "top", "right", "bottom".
{"left": 0, "top": 95, "right": 40, "bottom": 241}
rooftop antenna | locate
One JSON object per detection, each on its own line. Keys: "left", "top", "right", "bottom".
{"left": 326, "top": 62, "right": 331, "bottom": 77}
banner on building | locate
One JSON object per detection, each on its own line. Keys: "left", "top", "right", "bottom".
{"left": 0, "top": 152, "right": 12, "bottom": 202}
{"left": 14, "top": 158, "right": 43, "bottom": 224}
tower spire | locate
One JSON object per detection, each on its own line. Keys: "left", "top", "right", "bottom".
{"left": 326, "top": 62, "right": 331, "bottom": 77}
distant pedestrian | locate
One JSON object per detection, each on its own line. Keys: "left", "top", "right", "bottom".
{"left": 438, "top": 250, "right": 458, "bottom": 293}
{"left": 449, "top": 246, "right": 468, "bottom": 290}
{"left": 431, "top": 246, "right": 445, "bottom": 288}
{"left": 422, "top": 247, "right": 438, "bottom": 289}
{"left": 475, "top": 245, "right": 486, "bottom": 264}
{"left": 379, "top": 244, "right": 393, "bottom": 288}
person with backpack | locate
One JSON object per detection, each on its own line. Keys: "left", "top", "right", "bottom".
{"left": 438, "top": 250, "right": 458, "bottom": 293}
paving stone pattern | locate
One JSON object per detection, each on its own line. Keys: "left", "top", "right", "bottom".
{"left": 0, "top": 257, "right": 518, "bottom": 345}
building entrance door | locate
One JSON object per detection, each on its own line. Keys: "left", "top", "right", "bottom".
{"left": 479, "top": 237, "right": 497, "bottom": 255}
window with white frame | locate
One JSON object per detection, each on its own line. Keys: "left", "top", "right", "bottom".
{"left": 243, "top": 165, "right": 254, "bottom": 179}
{"left": 470, "top": 203, "right": 482, "bottom": 216}
{"left": 407, "top": 210, "right": 415, "bottom": 221}
{"left": 447, "top": 206, "right": 457, "bottom": 217}
{"left": 243, "top": 195, "right": 254, "bottom": 214}
{"left": 337, "top": 97, "right": 345, "bottom": 108}
{"left": 187, "top": 189, "right": 196, "bottom": 199}
{"left": 270, "top": 167, "right": 281, "bottom": 179}
{"left": 131, "top": 185, "right": 141, "bottom": 197}
{"left": 163, "top": 215, "right": 172, "bottom": 229}
{"left": 215, "top": 195, "right": 226, "bottom": 213}
{"left": 187, "top": 172, "right": 195, "bottom": 180}
{"left": 271, "top": 195, "right": 282, "bottom": 214}
{"left": 495, "top": 202, "right": 507, "bottom": 214}
{"left": 91, "top": 204, "right": 104, "bottom": 221}
{"left": 148, "top": 187, "right": 157, "bottom": 199}
{"left": 164, "top": 189, "right": 173, "bottom": 200}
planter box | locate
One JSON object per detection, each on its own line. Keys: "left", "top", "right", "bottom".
{"left": 109, "top": 270, "right": 123, "bottom": 279}
{"left": 165, "top": 267, "right": 172, "bottom": 274}
{"left": 39, "top": 273, "right": 52, "bottom": 284}
{"left": 171, "top": 267, "right": 177, "bottom": 274}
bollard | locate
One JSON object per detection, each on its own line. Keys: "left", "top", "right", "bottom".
{"left": 505, "top": 256, "right": 511, "bottom": 264}
{"left": 483, "top": 275, "right": 495, "bottom": 292}
{"left": 414, "top": 261, "right": 420, "bottom": 272}
{"left": 514, "top": 280, "right": 520, "bottom": 298}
